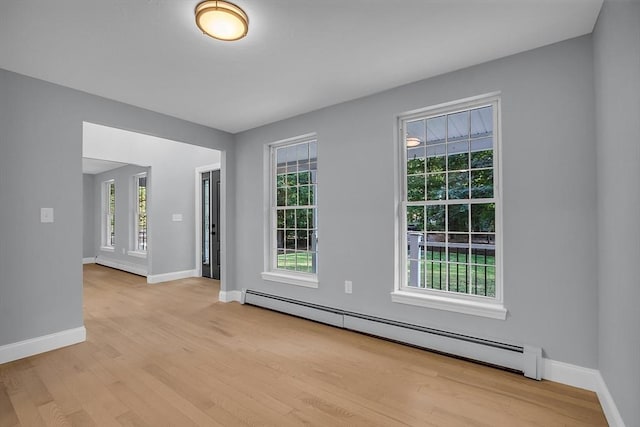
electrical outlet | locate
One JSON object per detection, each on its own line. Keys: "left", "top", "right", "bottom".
{"left": 345, "top": 280, "right": 352, "bottom": 294}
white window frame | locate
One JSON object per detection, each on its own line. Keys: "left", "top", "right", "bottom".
{"left": 392, "top": 93, "right": 506, "bottom": 320}
{"left": 261, "top": 133, "right": 319, "bottom": 288}
{"left": 101, "top": 179, "right": 116, "bottom": 252}
{"left": 128, "top": 172, "right": 147, "bottom": 257}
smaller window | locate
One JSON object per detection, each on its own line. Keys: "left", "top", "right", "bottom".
{"left": 102, "top": 180, "right": 116, "bottom": 248}
{"left": 134, "top": 173, "right": 147, "bottom": 252}
{"left": 262, "top": 134, "right": 319, "bottom": 288}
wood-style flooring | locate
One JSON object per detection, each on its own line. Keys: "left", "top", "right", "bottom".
{"left": 0, "top": 264, "right": 607, "bottom": 426}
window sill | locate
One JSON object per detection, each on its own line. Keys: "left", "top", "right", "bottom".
{"left": 127, "top": 250, "right": 147, "bottom": 259}
{"left": 100, "top": 246, "right": 114, "bottom": 253}
{"left": 261, "top": 271, "right": 318, "bottom": 288}
{"left": 390, "top": 290, "right": 507, "bottom": 320}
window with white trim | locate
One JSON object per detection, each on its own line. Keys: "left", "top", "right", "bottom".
{"left": 398, "top": 95, "right": 502, "bottom": 308}
{"left": 265, "top": 136, "right": 318, "bottom": 283}
{"left": 133, "top": 173, "right": 147, "bottom": 252}
{"left": 102, "top": 179, "right": 116, "bottom": 249}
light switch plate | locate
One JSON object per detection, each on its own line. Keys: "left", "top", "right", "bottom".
{"left": 172, "top": 213, "right": 183, "bottom": 222}
{"left": 40, "top": 208, "right": 54, "bottom": 223}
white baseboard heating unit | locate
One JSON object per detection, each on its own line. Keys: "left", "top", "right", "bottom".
{"left": 242, "top": 289, "right": 542, "bottom": 380}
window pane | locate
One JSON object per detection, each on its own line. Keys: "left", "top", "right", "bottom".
{"left": 276, "top": 229, "right": 285, "bottom": 249}
{"left": 471, "top": 203, "right": 495, "bottom": 232}
{"left": 426, "top": 261, "right": 446, "bottom": 290}
{"left": 298, "top": 171, "right": 310, "bottom": 185}
{"left": 407, "top": 175, "right": 426, "bottom": 201}
{"left": 286, "top": 187, "right": 298, "bottom": 206}
{"left": 277, "top": 249, "right": 286, "bottom": 268}
{"left": 426, "top": 144, "right": 446, "bottom": 172}
{"left": 471, "top": 265, "right": 495, "bottom": 297}
{"left": 427, "top": 115, "right": 446, "bottom": 144}
{"left": 309, "top": 184, "right": 317, "bottom": 205}
{"left": 448, "top": 204, "right": 469, "bottom": 232}
{"left": 470, "top": 148, "right": 493, "bottom": 169}
{"left": 448, "top": 171, "right": 469, "bottom": 199}
{"left": 448, "top": 263, "right": 468, "bottom": 294}
{"left": 426, "top": 233, "right": 445, "bottom": 261}
{"left": 447, "top": 111, "right": 469, "bottom": 141}
{"left": 285, "top": 209, "right": 295, "bottom": 228}
{"left": 447, "top": 152, "right": 469, "bottom": 172}
{"left": 276, "top": 174, "right": 286, "bottom": 188}
{"left": 296, "top": 208, "right": 308, "bottom": 229}
{"left": 276, "top": 188, "right": 286, "bottom": 206}
{"left": 407, "top": 147, "right": 425, "bottom": 175}
{"left": 309, "top": 141, "right": 318, "bottom": 162}
{"left": 286, "top": 173, "right": 297, "bottom": 187}
{"left": 471, "top": 234, "right": 495, "bottom": 265}
{"left": 299, "top": 185, "right": 310, "bottom": 206}
{"left": 447, "top": 140, "right": 468, "bottom": 171}
{"left": 426, "top": 205, "right": 445, "bottom": 231}
{"left": 296, "top": 143, "right": 309, "bottom": 163}
{"left": 407, "top": 206, "right": 424, "bottom": 232}
{"left": 277, "top": 210, "right": 285, "bottom": 228}
{"left": 407, "top": 119, "right": 425, "bottom": 145}
{"left": 471, "top": 170, "right": 493, "bottom": 199}
{"left": 471, "top": 106, "right": 493, "bottom": 138}
{"left": 307, "top": 210, "right": 316, "bottom": 229}
{"left": 276, "top": 148, "right": 287, "bottom": 169}
{"left": 285, "top": 231, "right": 296, "bottom": 249}
{"left": 448, "top": 234, "right": 469, "bottom": 263}
{"left": 426, "top": 173, "right": 445, "bottom": 200}
{"left": 296, "top": 230, "right": 309, "bottom": 251}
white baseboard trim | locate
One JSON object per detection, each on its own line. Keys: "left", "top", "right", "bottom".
{"left": 219, "top": 290, "right": 242, "bottom": 303}
{"left": 594, "top": 372, "right": 626, "bottom": 427}
{"left": 0, "top": 326, "right": 86, "bottom": 365}
{"left": 96, "top": 256, "right": 147, "bottom": 277}
{"left": 82, "top": 257, "right": 96, "bottom": 264}
{"left": 543, "top": 358, "right": 625, "bottom": 427}
{"left": 147, "top": 269, "right": 197, "bottom": 284}
{"left": 542, "top": 358, "right": 599, "bottom": 391}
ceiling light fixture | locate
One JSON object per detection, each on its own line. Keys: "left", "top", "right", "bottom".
{"left": 406, "top": 137, "right": 421, "bottom": 147}
{"left": 195, "top": 1, "right": 248, "bottom": 41}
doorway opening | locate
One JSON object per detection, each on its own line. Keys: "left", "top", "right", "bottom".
{"left": 83, "top": 122, "right": 225, "bottom": 290}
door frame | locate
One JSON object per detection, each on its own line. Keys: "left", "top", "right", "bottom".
{"left": 194, "top": 163, "right": 223, "bottom": 284}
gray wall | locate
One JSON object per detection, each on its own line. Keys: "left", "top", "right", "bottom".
{"left": 93, "top": 164, "right": 149, "bottom": 272}
{"left": 594, "top": 1, "right": 640, "bottom": 425}
{"left": 234, "top": 36, "right": 599, "bottom": 368}
{"left": 0, "top": 68, "right": 235, "bottom": 348}
{"left": 82, "top": 174, "right": 95, "bottom": 259}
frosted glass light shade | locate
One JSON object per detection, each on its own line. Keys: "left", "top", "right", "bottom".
{"left": 195, "top": 1, "right": 248, "bottom": 41}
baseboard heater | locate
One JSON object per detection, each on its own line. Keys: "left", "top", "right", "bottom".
{"left": 242, "top": 289, "right": 542, "bottom": 380}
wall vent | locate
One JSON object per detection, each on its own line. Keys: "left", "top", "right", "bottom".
{"left": 242, "top": 289, "right": 542, "bottom": 379}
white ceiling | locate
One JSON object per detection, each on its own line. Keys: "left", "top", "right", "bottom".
{"left": 0, "top": 0, "right": 602, "bottom": 134}
{"left": 82, "top": 158, "right": 128, "bottom": 175}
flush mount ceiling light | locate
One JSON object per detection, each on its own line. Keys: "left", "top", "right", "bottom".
{"left": 406, "top": 137, "right": 421, "bottom": 147}
{"left": 195, "top": 1, "right": 248, "bottom": 41}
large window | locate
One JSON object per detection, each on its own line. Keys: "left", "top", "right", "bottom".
{"left": 263, "top": 135, "right": 318, "bottom": 287}
{"left": 133, "top": 173, "right": 147, "bottom": 252}
{"left": 396, "top": 94, "right": 503, "bottom": 317}
{"left": 102, "top": 179, "right": 116, "bottom": 249}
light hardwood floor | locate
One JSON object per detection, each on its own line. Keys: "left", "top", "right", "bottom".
{"left": 0, "top": 264, "right": 607, "bottom": 426}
